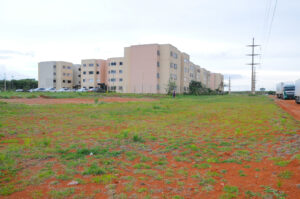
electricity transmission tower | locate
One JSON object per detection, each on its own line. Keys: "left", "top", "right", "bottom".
{"left": 247, "top": 38, "right": 260, "bottom": 94}
{"left": 228, "top": 76, "right": 231, "bottom": 94}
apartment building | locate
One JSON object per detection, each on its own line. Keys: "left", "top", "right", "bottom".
{"left": 209, "top": 73, "right": 224, "bottom": 91}
{"left": 81, "top": 59, "right": 107, "bottom": 89}
{"left": 107, "top": 57, "right": 127, "bottom": 93}
{"left": 38, "top": 43, "right": 223, "bottom": 93}
{"left": 124, "top": 44, "right": 182, "bottom": 94}
{"left": 73, "top": 64, "right": 81, "bottom": 89}
{"left": 38, "top": 61, "right": 73, "bottom": 89}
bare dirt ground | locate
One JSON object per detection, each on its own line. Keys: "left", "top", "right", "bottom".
{"left": 272, "top": 96, "right": 300, "bottom": 121}
{"left": 0, "top": 97, "right": 156, "bottom": 105}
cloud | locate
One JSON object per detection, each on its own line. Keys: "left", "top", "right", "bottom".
{"left": 223, "top": 74, "right": 243, "bottom": 79}
{"left": 0, "top": 50, "right": 35, "bottom": 57}
{"left": 0, "top": 56, "right": 11, "bottom": 59}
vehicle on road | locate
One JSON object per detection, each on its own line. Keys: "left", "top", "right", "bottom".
{"left": 276, "top": 82, "right": 295, "bottom": 100}
{"left": 32, "top": 88, "right": 46, "bottom": 92}
{"left": 56, "top": 88, "right": 71, "bottom": 92}
{"left": 45, "top": 88, "right": 56, "bottom": 92}
{"left": 76, "top": 88, "right": 88, "bottom": 92}
{"left": 15, "top": 89, "right": 24, "bottom": 92}
{"left": 295, "top": 79, "right": 300, "bottom": 104}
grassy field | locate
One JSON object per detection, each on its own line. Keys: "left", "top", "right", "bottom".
{"left": 0, "top": 95, "right": 299, "bottom": 198}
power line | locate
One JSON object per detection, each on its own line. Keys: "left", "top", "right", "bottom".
{"left": 246, "top": 38, "right": 260, "bottom": 94}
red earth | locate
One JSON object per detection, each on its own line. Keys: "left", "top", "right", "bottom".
{"left": 272, "top": 96, "right": 300, "bottom": 121}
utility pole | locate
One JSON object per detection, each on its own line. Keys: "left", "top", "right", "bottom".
{"left": 247, "top": 38, "right": 260, "bottom": 94}
{"left": 4, "top": 73, "right": 6, "bottom": 92}
{"left": 229, "top": 76, "right": 231, "bottom": 94}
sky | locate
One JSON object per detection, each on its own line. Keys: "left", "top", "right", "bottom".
{"left": 0, "top": 0, "right": 299, "bottom": 91}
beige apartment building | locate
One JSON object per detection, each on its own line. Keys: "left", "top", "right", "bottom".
{"left": 107, "top": 57, "right": 127, "bottom": 92}
{"left": 124, "top": 44, "right": 182, "bottom": 94}
{"left": 38, "top": 43, "right": 223, "bottom": 93}
{"left": 38, "top": 61, "right": 74, "bottom": 89}
{"left": 81, "top": 59, "right": 107, "bottom": 89}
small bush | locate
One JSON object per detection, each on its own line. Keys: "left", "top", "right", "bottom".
{"left": 83, "top": 163, "right": 106, "bottom": 175}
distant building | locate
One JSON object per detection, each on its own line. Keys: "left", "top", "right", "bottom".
{"left": 38, "top": 61, "right": 73, "bottom": 89}
{"left": 81, "top": 59, "right": 107, "bottom": 89}
{"left": 38, "top": 43, "right": 224, "bottom": 93}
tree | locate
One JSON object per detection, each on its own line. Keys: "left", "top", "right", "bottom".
{"left": 188, "top": 81, "right": 208, "bottom": 95}
{"left": 165, "top": 80, "right": 177, "bottom": 95}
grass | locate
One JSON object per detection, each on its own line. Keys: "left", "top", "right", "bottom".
{"left": 0, "top": 94, "right": 299, "bottom": 198}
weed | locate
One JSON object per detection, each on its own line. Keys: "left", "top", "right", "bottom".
{"left": 49, "top": 188, "right": 75, "bottom": 199}
{"left": 278, "top": 170, "right": 293, "bottom": 179}
{"left": 83, "top": 163, "right": 106, "bottom": 175}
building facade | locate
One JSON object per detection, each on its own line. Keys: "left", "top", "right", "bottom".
{"left": 81, "top": 59, "right": 106, "bottom": 89}
{"left": 38, "top": 61, "right": 73, "bottom": 89}
{"left": 107, "top": 57, "right": 126, "bottom": 93}
{"left": 38, "top": 43, "right": 224, "bottom": 93}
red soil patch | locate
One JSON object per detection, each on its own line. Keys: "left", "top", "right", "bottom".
{"left": 271, "top": 96, "right": 300, "bottom": 121}
{"left": 0, "top": 97, "right": 156, "bottom": 105}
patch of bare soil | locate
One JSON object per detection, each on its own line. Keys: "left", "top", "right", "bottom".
{"left": 272, "top": 96, "right": 300, "bottom": 121}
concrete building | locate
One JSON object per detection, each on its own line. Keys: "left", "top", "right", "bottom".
{"left": 73, "top": 64, "right": 81, "bottom": 89}
{"left": 38, "top": 61, "right": 73, "bottom": 89}
{"left": 38, "top": 43, "right": 223, "bottom": 93}
{"left": 81, "top": 59, "right": 107, "bottom": 89}
{"left": 107, "top": 57, "right": 127, "bottom": 93}
{"left": 124, "top": 44, "right": 182, "bottom": 94}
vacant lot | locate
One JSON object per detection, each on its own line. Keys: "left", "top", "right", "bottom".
{"left": 0, "top": 95, "right": 299, "bottom": 199}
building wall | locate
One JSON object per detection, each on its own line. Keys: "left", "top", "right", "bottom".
{"left": 107, "top": 57, "right": 126, "bottom": 93}
{"left": 38, "top": 61, "right": 55, "bottom": 88}
{"left": 180, "top": 53, "right": 190, "bottom": 93}
{"left": 38, "top": 61, "right": 73, "bottom": 90}
{"left": 125, "top": 44, "right": 159, "bottom": 93}
{"left": 73, "top": 64, "right": 81, "bottom": 89}
{"left": 81, "top": 59, "right": 106, "bottom": 88}
{"left": 55, "top": 62, "right": 73, "bottom": 89}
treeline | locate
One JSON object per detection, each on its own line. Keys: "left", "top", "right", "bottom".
{"left": 0, "top": 79, "right": 38, "bottom": 91}
{"left": 188, "top": 80, "right": 223, "bottom": 95}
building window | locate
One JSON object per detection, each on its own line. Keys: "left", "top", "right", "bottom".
{"left": 170, "top": 63, "right": 173, "bottom": 68}
{"left": 119, "top": 62, "right": 123, "bottom": 65}
{"left": 110, "top": 78, "right": 116, "bottom": 82}
{"left": 78, "top": 75, "right": 81, "bottom": 77}
{"left": 96, "top": 64, "right": 99, "bottom": 67}
{"left": 68, "top": 80, "right": 71, "bottom": 83}
{"left": 110, "top": 70, "right": 116, "bottom": 74}
{"left": 184, "top": 58, "right": 188, "bottom": 63}
{"left": 67, "top": 66, "right": 71, "bottom": 69}
{"left": 53, "top": 80, "right": 56, "bottom": 83}
{"left": 78, "top": 68, "right": 81, "bottom": 71}
{"left": 170, "top": 51, "right": 173, "bottom": 57}
{"left": 157, "top": 73, "right": 160, "bottom": 79}
{"left": 89, "top": 78, "right": 94, "bottom": 83}
{"left": 83, "top": 71, "right": 86, "bottom": 75}
{"left": 119, "top": 70, "right": 123, "bottom": 73}
{"left": 174, "top": 64, "right": 177, "bottom": 69}
{"left": 63, "top": 80, "right": 65, "bottom": 83}
{"left": 119, "top": 78, "right": 123, "bottom": 82}
{"left": 83, "top": 64, "right": 86, "bottom": 67}
{"left": 53, "top": 72, "right": 56, "bottom": 76}
{"left": 119, "top": 86, "right": 123, "bottom": 91}
{"left": 63, "top": 73, "right": 66, "bottom": 76}
{"left": 157, "top": 50, "right": 160, "bottom": 56}
{"left": 53, "top": 65, "right": 56, "bottom": 68}
{"left": 89, "top": 71, "right": 94, "bottom": 74}
{"left": 157, "top": 84, "right": 160, "bottom": 90}
{"left": 157, "top": 62, "right": 160, "bottom": 67}
{"left": 83, "top": 79, "right": 86, "bottom": 82}
{"left": 110, "top": 62, "right": 116, "bottom": 66}
{"left": 96, "top": 71, "right": 99, "bottom": 74}
{"left": 97, "top": 78, "right": 100, "bottom": 82}
{"left": 63, "top": 65, "right": 66, "bottom": 69}
{"left": 89, "top": 64, "right": 94, "bottom": 67}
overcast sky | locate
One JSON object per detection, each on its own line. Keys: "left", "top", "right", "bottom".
{"left": 0, "top": 0, "right": 299, "bottom": 91}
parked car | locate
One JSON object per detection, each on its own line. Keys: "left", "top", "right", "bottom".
{"left": 32, "top": 88, "right": 46, "bottom": 92}
{"left": 76, "top": 88, "right": 88, "bottom": 92}
{"left": 276, "top": 82, "right": 295, "bottom": 99}
{"left": 15, "top": 89, "right": 24, "bottom": 92}
{"left": 295, "top": 79, "right": 300, "bottom": 104}
{"left": 56, "top": 88, "right": 69, "bottom": 92}
{"left": 45, "top": 88, "right": 56, "bottom": 92}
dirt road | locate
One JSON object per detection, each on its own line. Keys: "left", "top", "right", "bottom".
{"left": 273, "top": 96, "right": 300, "bottom": 121}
